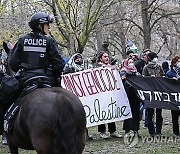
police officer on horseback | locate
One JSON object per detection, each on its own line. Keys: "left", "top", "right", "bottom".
{"left": 0, "top": 12, "right": 65, "bottom": 135}
{"left": 10, "top": 12, "right": 65, "bottom": 87}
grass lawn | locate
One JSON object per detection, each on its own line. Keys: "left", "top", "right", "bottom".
{"left": 1, "top": 118, "right": 180, "bottom": 154}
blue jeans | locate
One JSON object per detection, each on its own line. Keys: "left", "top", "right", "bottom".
{"left": 140, "top": 102, "right": 148, "bottom": 127}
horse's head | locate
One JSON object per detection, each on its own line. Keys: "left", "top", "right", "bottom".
{"left": 1, "top": 41, "right": 14, "bottom": 76}
{"left": 3, "top": 41, "right": 14, "bottom": 54}
{"left": 1, "top": 41, "right": 14, "bottom": 63}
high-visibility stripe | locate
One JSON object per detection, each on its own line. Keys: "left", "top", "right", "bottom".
{"left": 24, "top": 46, "right": 46, "bottom": 52}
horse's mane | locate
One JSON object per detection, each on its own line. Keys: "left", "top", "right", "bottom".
{"left": 53, "top": 89, "right": 78, "bottom": 153}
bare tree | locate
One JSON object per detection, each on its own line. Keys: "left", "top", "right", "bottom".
{"left": 44, "top": 0, "right": 116, "bottom": 55}
{"left": 121, "top": 0, "right": 180, "bottom": 49}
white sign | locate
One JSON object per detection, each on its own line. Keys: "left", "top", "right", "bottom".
{"left": 61, "top": 67, "right": 132, "bottom": 127}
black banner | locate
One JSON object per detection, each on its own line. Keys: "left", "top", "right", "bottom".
{"left": 126, "top": 76, "right": 180, "bottom": 110}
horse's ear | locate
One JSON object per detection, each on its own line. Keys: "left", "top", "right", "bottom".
{"left": 3, "top": 41, "right": 10, "bottom": 54}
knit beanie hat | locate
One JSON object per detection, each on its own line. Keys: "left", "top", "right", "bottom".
{"left": 147, "top": 52, "right": 158, "bottom": 61}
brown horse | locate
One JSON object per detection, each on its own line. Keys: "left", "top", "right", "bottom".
{"left": 1, "top": 41, "right": 86, "bottom": 154}
{"left": 6, "top": 87, "right": 86, "bottom": 154}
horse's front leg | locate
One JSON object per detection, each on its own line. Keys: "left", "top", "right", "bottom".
{"left": 7, "top": 140, "right": 19, "bottom": 154}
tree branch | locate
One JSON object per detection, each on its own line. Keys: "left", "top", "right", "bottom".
{"left": 121, "top": 18, "right": 144, "bottom": 33}
{"left": 150, "top": 12, "right": 180, "bottom": 31}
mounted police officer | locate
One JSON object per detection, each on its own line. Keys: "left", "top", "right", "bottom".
{"left": 0, "top": 12, "right": 65, "bottom": 135}
{"left": 10, "top": 12, "right": 65, "bottom": 87}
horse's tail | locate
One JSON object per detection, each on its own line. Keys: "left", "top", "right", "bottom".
{"left": 53, "top": 96, "right": 78, "bottom": 154}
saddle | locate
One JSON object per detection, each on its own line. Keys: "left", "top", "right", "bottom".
{"left": 4, "top": 76, "right": 51, "bottom": 133}
{"left": 21, "top": 76, "right": 51, "bottom": 97}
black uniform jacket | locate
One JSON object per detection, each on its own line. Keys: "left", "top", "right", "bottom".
{"left": 10, "top": 32, "right": 65, "bottom": 78}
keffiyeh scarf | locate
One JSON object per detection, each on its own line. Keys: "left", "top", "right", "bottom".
{"left": 173, "top": 67, "right": 180, "bottom": 79}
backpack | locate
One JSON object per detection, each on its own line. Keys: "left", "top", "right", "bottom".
{"left": 0, "top": 75, "right": 19, "bottom": 104}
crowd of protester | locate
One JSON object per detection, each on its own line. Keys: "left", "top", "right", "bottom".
{"left": 61, "top": 47, "right": 180, "bottom": 141}
{"left": 0, "top": 43, "right": 180, "bottom": 144}
{"left": 115, "top": 50, "right": 179, "bottom": 138}
{"left": 119, "top": 50, "right": 179, "bottom": 138}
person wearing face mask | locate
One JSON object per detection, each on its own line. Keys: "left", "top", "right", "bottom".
{"left": 166, "top": 56, "right": 180, "bottom": 136}
{"left": 134, "top": 49, "right": 151, "bottom": 128}
{"left": 63, "top": 53, "right": 84, "bottom": 74}
{"left": 166, "top": 56, "right": 180, "bottom": 80}
{"left": 120, "top": 58, "right": 141, "bottom": 138}
{"left": 120, "top": 58, "right": 140, "bottom": 78}
{"left": 142, "top": 52, "right": 164, "bottom": 77}
{"left": 142, "top": 52, "right": 164, "bottom": 136}
{"left": 63, "top": 53, "right": 94, "bottom": 141}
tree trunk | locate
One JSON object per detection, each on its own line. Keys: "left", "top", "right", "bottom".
{"left": 96, "top": 22, "right": 103, "bottom": 53}
{"left": 67, "top": 34, "right": 75, "bottom": 56}
{"left": 117, "top": 1, "right": 126, "bottom": 59}
{"left": 141, "top": 0, "right": 151, "bottom": 49}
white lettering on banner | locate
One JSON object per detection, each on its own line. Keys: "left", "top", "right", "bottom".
{"left": 137, "top": 90, "right": 180, "bottom": 103}
{"left": 137, "top": 90, "right": 145, "bottom": 100}
{"left": 61, "top": 67, "right": 132, "bottom": 127}
{"left": 163, "top": 92, "right": 170, "bottom": 102}
{"left": 154, "top": 91, "right": 162, "bottom": 101}
{"left": 143, "top": 91, "right": 152, "bottom": 102}
{"left": 171, "top": 93, "right": 178, "bottom": 102}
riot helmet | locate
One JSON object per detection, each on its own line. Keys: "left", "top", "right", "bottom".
{"left": 29, "top": 12, "right": 54, "bottom": 32}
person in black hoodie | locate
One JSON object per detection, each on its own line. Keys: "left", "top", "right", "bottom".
{"left": 135, "top": 49, "right": 151, "bottom": 128}
{"left": 162, "top": 61, "right": 169, "bottom": 74}
{"left": 135, "top": 49, "right": 151, "bottom": 74}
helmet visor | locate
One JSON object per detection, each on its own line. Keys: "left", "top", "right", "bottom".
{"left": 48, "top": 14, "right": 54, "bottom": 23}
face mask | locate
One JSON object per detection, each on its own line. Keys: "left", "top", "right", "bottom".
{"left": 128, "top": 63, "right": 134, "bottom": 67}
{"left": 152, "top": 57, "right": 158, "bottom": 63}
{"left": 75, "top": 60, "right": 83, "bottom": 65}
{"left": 177, "top": 62, "right": 180, "bottom": 68}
